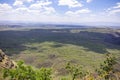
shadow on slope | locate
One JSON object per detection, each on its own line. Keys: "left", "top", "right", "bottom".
{"left": 0, "top": 29, "right": 120, "bottom": 55}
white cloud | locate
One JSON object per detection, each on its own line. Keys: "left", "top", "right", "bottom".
{"left": 76, "top": 8, "right": 91, "bottom": 13}
{"left": 58, "top": 0, "right": 83, "bottom": 8}
{"left": 86, "top": 0, "right": 92, "bottom": 3}
{"left": 29, "top": 3, "right": 42, "bottom": 10}
{"left": 106, "top": 2, "right": 120, "bottom": 15}
{"left": 109, "top": 9, "right": 120, "bottom": 15}
{"left": 0, "top": 0, "right": 56, "bottom": 22}
{"left": 29, "top": 0, "right": 55, "bottom": 15}
{"left": 43, "top": 7, "right": 56, "bottom": 15}
{"left": 13, "top": 0, "right": 34, "bottom": 6}
{"left": 0, "top": 3, "right": 12, "bottom": 10}
{"left": 0, "top": 1, "right": 120, "bottom": 24}
{"left": 15, "top": 7, "right": 30, "bottom": 14}
{"left": 29, "top": 0, "right": 52, "bottom": 9}
{"left": 27, "top": 0, "right": 33, "bottom": 3}
{"left": 13, "top": 0, "right": 23, "bottom": 6}
{"left": 113, "top": 2, "right": 120, "bottom": 9}
{"left": 65, "top": 8, "right": 91, "bottom": 16}
{"left": 0, "top": 3, "right": 12, "bottom": 13}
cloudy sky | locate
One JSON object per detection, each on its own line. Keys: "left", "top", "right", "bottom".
{"left": 0, "top": 0, "right": 120, "bottom": 24}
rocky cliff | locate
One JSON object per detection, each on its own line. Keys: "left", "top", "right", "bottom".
{"left": 0, "top": 49, "right": 17, "bottom": 69}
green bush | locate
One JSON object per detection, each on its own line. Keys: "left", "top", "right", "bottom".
{"left": 96, "top": 53, "right": 117, "bottom": 79}
{"left": 2, "top": 53, "right": 118, "bottom": 80}
{"left": 3, "top": 61, "right": 52, "bottom": 80}
{"left": 65, "top": 63, "right": 87, "bottom": 80}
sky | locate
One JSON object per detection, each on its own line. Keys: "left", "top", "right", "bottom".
{"left": 0, "top": 0, "right": 120, "bottom": 24}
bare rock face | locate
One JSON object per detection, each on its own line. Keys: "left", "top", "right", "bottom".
{"left": 0, "top": 49, "right": 5, "bottom": 62}
{"left": 0, "top": 49, "right": 17, "bottom": 69}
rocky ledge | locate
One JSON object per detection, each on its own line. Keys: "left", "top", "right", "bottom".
{"left": 0, "top": 49, "right": 17, "bottom": 69}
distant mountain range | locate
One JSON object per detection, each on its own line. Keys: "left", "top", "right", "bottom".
{"left": 0, "top": 21, "right": 120, "bottom": 29}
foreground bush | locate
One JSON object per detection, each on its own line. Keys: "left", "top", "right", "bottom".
{"left": 2, "top": 53, "right": 119, "bottom": 80}
{"left": 3, "top": 61, "right": 52, "bottom": 80}
{"left": 65, "top": 63, "right": 88, "bottom": 80}
{"left": 96, "top": 53, "right": 117, "bottom": 80}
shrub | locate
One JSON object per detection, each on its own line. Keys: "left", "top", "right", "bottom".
{"left": 3, "top": 60, "right": 52, "bottom": 80}
{"left": 96, "top": 53, "right": 117, "bottom": 79}
{"left": 65, "top": 63, "right": 87, "bottom": 80}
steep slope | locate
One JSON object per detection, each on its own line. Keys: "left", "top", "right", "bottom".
{"left": 0, "top": 49, "right": 17, "bottom": 80}
{"left": 0, "top": 49, "right": 17, "bottom": 69}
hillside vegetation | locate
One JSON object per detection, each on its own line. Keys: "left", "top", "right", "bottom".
{"left": 0, "top": 27, "right": 120, "bottom": 79}
{"left": 0, "top": 49, "right": 120, "bottom": 80}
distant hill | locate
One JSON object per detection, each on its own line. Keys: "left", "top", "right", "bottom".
{"left": 0, "top": 21, "right": 120, "bottom": 29}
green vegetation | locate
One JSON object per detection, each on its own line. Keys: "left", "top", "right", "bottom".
{"left": 3, "top": 61, "right": 52, "bottom": 80}
{"left": 96, "top": 54, "right": 117, "bottom": 80}
{"left": 0, "top": 27, "right": 120, "bottom": 79}
{"left": 1, "top": 54, "right": 119, "bottom": 80}
{"left": 65, "top": 63, "right": 87, "bottom": 80}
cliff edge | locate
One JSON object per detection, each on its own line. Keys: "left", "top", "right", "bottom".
{"left": 0, "top": 49, "right": 17, "bottom": 69}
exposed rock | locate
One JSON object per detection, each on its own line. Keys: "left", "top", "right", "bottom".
{"left": 0, "top": 49, "right": 17, "bottom": 69}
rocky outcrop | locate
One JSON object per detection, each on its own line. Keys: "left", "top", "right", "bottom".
{"left": 0, "top": 49, "right": 17, "bottom": 69}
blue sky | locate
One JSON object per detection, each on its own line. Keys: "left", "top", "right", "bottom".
{"left": 0, "top": 0, "right": 120, "bottom": 24}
